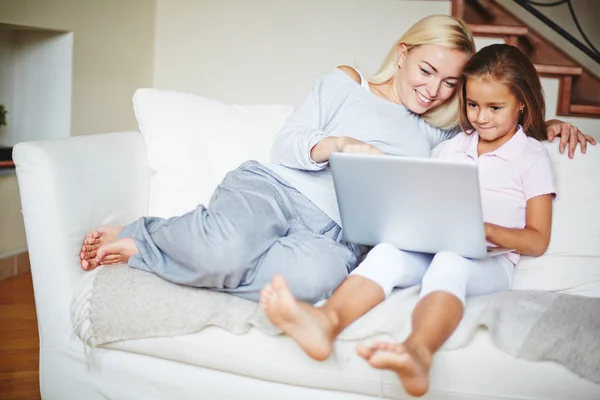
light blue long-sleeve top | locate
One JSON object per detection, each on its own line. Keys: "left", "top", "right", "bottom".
{"left": 267, "top": 68, "right": 458, "bottom": 226}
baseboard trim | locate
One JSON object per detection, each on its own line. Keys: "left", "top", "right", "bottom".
{"left": 0, "top": 251, "right": 30, "bottom": 281}
{"left": 0, "top": 248, "right": 29, "bottom": 259}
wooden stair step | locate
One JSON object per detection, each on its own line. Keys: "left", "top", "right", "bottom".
{"left": 535, "top": 64, "right": 583, "bottom": 76}
{"left": 569, "top": 104, "right": 600, "bottom": 116}
{"left": 469, "top": 24, "right": 528, "bottom": 36}
{"left": 456, "top": 0, "right": 600, "bottom": 119}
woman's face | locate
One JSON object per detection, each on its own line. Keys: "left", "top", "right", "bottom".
{"left": 394, "top": 44, "right": 470, "bottom": 114}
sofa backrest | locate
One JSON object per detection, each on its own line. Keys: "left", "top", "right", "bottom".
{"left": 133, "top": 88, "right": 294, "bottom": 218}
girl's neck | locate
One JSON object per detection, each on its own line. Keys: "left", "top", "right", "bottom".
{"left": 477, "top": 125, "right": 519, "bottom": 157}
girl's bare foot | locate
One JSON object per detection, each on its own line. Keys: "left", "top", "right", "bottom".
{"left": 259, "top": 274, "right": 339, "bottom": 361}
{"left": 80, "top": 226, "right": 123, "bottom": 271}
{"left": 95, "top": 237, "right": 139, "bottom": 266}
{"left": 357, "top": 341, "right": 432, "bottom": 397}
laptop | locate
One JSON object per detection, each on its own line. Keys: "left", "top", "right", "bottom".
{"left": 329, "top": 152, "right": 513, "bottom": 259}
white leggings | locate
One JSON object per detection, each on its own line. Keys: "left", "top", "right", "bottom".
{"left": 351, "top": 243, "right": 515, "bottom": 304}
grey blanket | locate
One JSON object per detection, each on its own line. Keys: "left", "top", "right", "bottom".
{"left": 71, "top": 265, "right": 600, "bottom": 384}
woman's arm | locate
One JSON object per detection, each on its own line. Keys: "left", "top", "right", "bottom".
{"left": 485, "top": 194, "right": 553, "bottom": 257}
{"left": 545, "top": 119, "right": 596, "bottom": 158}
{"left": 271, "top": 67, "right": 382, "bottom": 169}
{"left": 270, "top": 80, "right": 332, "bottom": 171}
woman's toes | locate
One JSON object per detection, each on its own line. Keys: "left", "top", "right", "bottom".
{"left": 100, "top": 259, "right": 121, "bottom": 266}
{"left": 95, "top": 251, "right": 106, "bottom": 262}
{"left": 83, "top": 244, "right": 98, "bottom": 252}
{"left": 84, "top": 237, "right": 99, "bottom": 245}
{"left": 80, "top": 251, "right": 94, "bottom": 260}
{"left": 81, "top": 258, "right": 98, "bottom": 271}
{"left": 263, "top": 284, "right": 277, "bottom": 297}
{"left": 89, "top": 231, "right": 103, "bottom": 239}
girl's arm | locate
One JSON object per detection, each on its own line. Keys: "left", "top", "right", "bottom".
{"left": 485, "top": 194, "right": 553, "bottom": 257}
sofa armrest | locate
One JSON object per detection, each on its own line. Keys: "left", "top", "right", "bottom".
{"left": 13, "top": 131, "right": 152, "bottom": 346}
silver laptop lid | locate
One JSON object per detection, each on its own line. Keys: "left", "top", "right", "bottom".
{"left": 330, "top": 152, "right": 488, "bottom": 259}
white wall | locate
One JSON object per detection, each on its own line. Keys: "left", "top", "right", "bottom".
{"left": 10, "top": 30, "right": 73, "bottom": 145}
{"left": 0, "top": 29, "right": 14, "bottom": 145}
{"left": 0, "top": 173, "right": 26, "bottom": 256}
{"left": 0, "top": 0, "right": 156, "bottom": 136}
{"left": 0, "top": 0, "right": 156, "bottom": 256}
{"left": 153, "top": 0, "right": 452, "bottom": 106}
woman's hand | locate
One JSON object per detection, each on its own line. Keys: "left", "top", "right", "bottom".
{"left": 310, "top": 136, "right": 383, "bottom": 163}
{"left": 546, "top": 119, "right": 596, "bottom": 158}
{"left": 337, "top": 136, "right": 384, "bottom": 155}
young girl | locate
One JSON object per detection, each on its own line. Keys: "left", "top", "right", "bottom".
{"left": 259, "top": 43, "right": 556, "bottom": 397}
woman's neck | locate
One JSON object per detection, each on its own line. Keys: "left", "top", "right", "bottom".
{"left": 369, "top": 78, "right": 404, "bottom": 106}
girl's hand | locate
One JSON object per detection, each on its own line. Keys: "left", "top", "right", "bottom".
{"left": 337, "top": 136, "right": 384, "bottom": 155}
{"left": 546, "top": 119, "right": 596, "bottom": 159}
{"left": 484, "top": 222, "right": 492, "bottom": 240}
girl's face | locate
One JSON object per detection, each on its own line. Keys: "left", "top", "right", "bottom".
{"left": 465, "top": 77, "right": 523, "bottom": 143}
{"left": 394, "top": 44, "right": 469, "bottom": 114}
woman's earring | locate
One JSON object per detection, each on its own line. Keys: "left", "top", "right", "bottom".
{"left": 520, "top": 108, "right": 524, "bottom": 114}
{"left": 398, "top": 56, "right": 405, "bottom": 69}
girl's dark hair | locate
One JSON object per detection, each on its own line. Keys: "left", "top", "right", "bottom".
{"left": 458, "top": 44, "right": 546, "bottom": 140}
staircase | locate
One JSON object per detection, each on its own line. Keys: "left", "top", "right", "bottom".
{"left": 452, "top": 0, "right": 600, "bottom": 119}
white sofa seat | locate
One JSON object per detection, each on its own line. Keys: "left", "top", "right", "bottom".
{"left": 106, "top": 323, "right": 600, "bottom": 400}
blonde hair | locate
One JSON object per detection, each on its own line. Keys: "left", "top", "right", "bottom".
{"left": 369, "top": 15, "right": 475, "bottom": 130}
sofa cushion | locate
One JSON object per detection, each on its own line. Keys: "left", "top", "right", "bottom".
{"left": 133, "top": 88, "right": 293, "bottom": 217}
{"left": 105, "top": 324, "right": 600, "bottom": 399}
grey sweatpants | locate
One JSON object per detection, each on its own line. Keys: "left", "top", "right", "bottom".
{"left": 120, "top": 161, "right": 364, "bottom": 303}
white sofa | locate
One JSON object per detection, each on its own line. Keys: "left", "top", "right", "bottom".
{"left": 14, "top": 89, "right": 600, "bottom": 399}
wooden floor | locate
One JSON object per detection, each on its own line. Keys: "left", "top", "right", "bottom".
{"left": 0, "top": 274, "right": 41, "bottom": 400}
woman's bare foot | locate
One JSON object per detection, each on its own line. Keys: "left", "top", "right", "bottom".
{"left": 80, "top": 226, "right": 123, "bottom": 271}
{"left": 357, "top": 341, "right": 432, "bottom": 397}
{"left": 95, "top": 237, "right": 139, "bottom": 266}
{"left": 259, "top": 274, "right": 339, "bottom": 361}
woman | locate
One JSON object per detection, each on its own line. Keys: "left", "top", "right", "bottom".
{"left": 79, "top": 15, "right": 593, "bottom": 304}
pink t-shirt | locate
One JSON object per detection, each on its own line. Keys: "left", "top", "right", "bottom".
{"left": 435, "top": 127, "right": 556, "bottom": 264}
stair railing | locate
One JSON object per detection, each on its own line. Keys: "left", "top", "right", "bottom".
{"left": 513, "top": 0, "right": 600, "bottom": 64}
